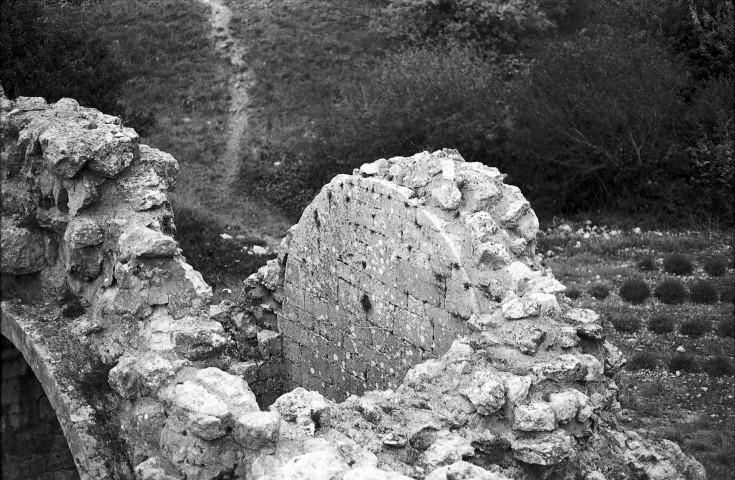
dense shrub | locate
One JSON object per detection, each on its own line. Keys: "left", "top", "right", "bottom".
{"left": 249, "top": 43, "right": 511, "bottom": 216}
{"left": 588, "top": 283, "right": 611, "bottom": 300}
{"left": 669, "top": 352, "right": 697, "bottom": 373}
{"left": 716, "top": 316, "right": 735, "bottom": 338}
{"left": 689, "top": 280, "right": 719, "bottom": 304}
{"left": 703, "top": 256, "right": 728, "bottom": 276}
{"left": 609, "top": 314, "right": 640, "bottom": 333}
{"left": 0, "top": 0, "right": 127, "bottom": 115}
{"left": 679, "top": 317, "right": 710, "bottom": 337}
{"left": 619, "top": 277, "right": 650, "bottom": 304}
{"left": 627, "top": 351, "right": 659, "bottom": 371}
{"left": 702, "top": 355, "right": 735, "bottom": 377}
{"left": 649, "top": 315, "right": 676, "bottom": 334}
{"left": 564, "top": 286, "right": 582, "bottom": 300}
{"left": 722, "top": 285, "right": 735, "bottom": 303}
{"left": 509, "top": 28, "right": 687, "bottom": 214}
{"left": 663, "top": 253, "right": 695, "bottom": 275}
{"left": 372, "top": 0, "right": 572, "bottom": 51}
{"left": 655, "top": 278, "right": 689, "bottom": 304}
{"left": 638, "top": 257, "right": 658, "bottom": 271}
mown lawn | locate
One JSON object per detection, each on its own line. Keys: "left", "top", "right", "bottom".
{"left": 540, "top": 221, "right": 735, "bottom": 479}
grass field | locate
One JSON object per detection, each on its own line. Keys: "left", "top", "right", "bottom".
{"left": 540, "top": 221, "right": 735, "bottom": 479}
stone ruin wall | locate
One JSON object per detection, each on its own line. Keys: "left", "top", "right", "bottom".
{"left": 0, "top": 87, "right": 708, "bottom": 480}
{"left": 274, "top": 152, "right": 541, "bottom": 400}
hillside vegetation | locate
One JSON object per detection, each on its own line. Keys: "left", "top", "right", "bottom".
{"left": 228, "top": 0, "right": 734, "bottom": 226}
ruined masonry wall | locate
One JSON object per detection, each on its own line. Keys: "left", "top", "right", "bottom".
{"left": 279, "top": 151, "right": 540, "bottom": 400}
{"left": 1, "top": 86, "right": 707, "bottom": 480}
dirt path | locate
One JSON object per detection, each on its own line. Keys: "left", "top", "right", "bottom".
{"left": 191, "top": 0, "right": 292, "bottom": 247}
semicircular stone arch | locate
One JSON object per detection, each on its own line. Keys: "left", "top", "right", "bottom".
{"left": 278, "top": 150, "right": 542, "bottom": 401}
{"left": 1, "top": 305, "right": 124, "bottom": 480}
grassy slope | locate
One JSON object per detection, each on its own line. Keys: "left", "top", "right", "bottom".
{"left": 541, "top": 223, "right": 735, "bottom": 479}
{"left": 82, "top": 0, "right": 274, "bottom": 296}
{"left": 224, "top": 0, "right": 389, "bottom": 215}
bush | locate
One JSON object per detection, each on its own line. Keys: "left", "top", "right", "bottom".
{"left": 703, "top": 257, "right": 727, "bottom": 276}
{"left": 248, "top": 42, "right": 511, "bottom": 217}
{"left": 669, "top": 353, "right": 697, "bottom": 373}
{"left": 610, "top": 314, "right": 640, "bottom": 333}
{"left": 372, "top": 0, "right": 567, "bottom": 51}
{"left": 509, "top": 28, "right": 688, "bottom": 215}
{"left": 638, "top": 257, "right": 658, "bottom": 271}
{"left": 663, "top": 253, "right": 694, "bottom": 275}
{"left": 702, "top": 355, "right": 735, "bottom": 377}
{"left": 721, "top": 284, "right": 735, "bottom": 303}
{"left": 0, "top": 0, "right": 127, "bottom": 115}
{"left": 716, "top": 316, "right": 735, "bottom": 338}
{"left": 627, "top": 351, "right": 659, "bottom": 371}
{"left": 655, "top": 278, "right": 689, "bottom": 304}
{"left": 588, "top": 283, "right": 611, "bottom": 300}
{"left": 619, "top": 277, "right": 650, "bottom": 304}
{"left": 649, "top": 315, "right": 676, "bottom": 334}
{"left": 689, "top": 280, "right": 719, "bottom": 304}
{"left": 679, "top": 317, "right": 710, "bottom": 337}
{"left": 564, "top": 286, "right": 582, "bottom": 300}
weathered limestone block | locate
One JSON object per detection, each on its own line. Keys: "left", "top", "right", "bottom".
{"left": 234, "top": 410, "right": 280, "bottom": 452}
{"left": 425, "top": 461, "right": 512, "bottom": 480}
{"left": 0, "top": 217, "right": 46, "bottom": 274}
{"left": 108, "top": 352, "right": 188, "bottom": 399}
{"left": 271, "top": 387, "right": 332, "bottom": 436}
{"left": 511, "top": 430, "right": 575, "bottom": 465}
{"left": 512, "top": 402, "right": 556, "bottom": 432}
{"left": 134, "top": 456, "right": 181, "bottom": 480}
{"left": 422, "top": 431, "right": 474, "bottom": 471}
{"left": 161, "top": 368, "right": 259, "bottom": 442}
{"left": 548, "top": 390, "right": 582, "bottom": 424}
{"left": 141, "top": 312, "right": 226, "bottom": 360}
{"left": 65, "top": 218, "right": 104, "bottom": 247}
{"left": 460, "top": 371, "right": 506, "bottom": 415}
{"left": 118, "top": 225, "right": 178, "bottom": 261}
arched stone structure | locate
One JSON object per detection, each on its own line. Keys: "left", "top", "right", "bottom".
{"left": 1, "top": 306, "right": 122, "bottom": 479}
{"left": 0, "top": 85, "right": 706, "bottom": 480}
{"left": 1, "top": 335, "right": 78, "bottom": 480}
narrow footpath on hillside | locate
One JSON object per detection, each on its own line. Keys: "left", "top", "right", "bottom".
{"left": 192, "top": 0, "right": 293, "bottom": 247}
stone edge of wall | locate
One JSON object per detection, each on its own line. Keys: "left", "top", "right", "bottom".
{"left": 1, "top": 304, "right": 114, "bottom": 479}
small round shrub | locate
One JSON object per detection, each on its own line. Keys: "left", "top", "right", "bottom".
{"left": 669, "top": 353, "right": 697, "bottom": 373}
{"left": 703, "top": 257, "right": 727, "bottom": 277}
{"left": 679, "top": 317, "right": 710, "bottom": 337}
{"left": 689, "top": 280, "right": 719, "bottom": 304}
{"left": 648, "top": 315, "right": 675, "bottom": 334}
{"left": 588, "top": 283, "right": 611, "bottom": 300}
{"left": 619, "top": 277, "right": 650, "bottom": 304}
{"left": 564, "top": 287, "right": 582, "bottom": 300}
{"left": 663, "top": 253, "right": 694, "bottom": 275}
{"left": 637, "top": 257, "right": 657, "bottom": 271}
{"left": 722, "top": 285, "right": 735, "bottom": 303}
{"left": 610, "top": 314, "right": 641, "bottom": 333}
{"left": 716, "top": 316, "right": 735, "bottom": 338}
{"left": 702, "top": 355, "right": 735, "bottom": 377}
{"left": 627, "top": 351, "right": 659, "bottom": 371}
{"left": 654, "top": 278, "right": 688, "bottom": 304}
